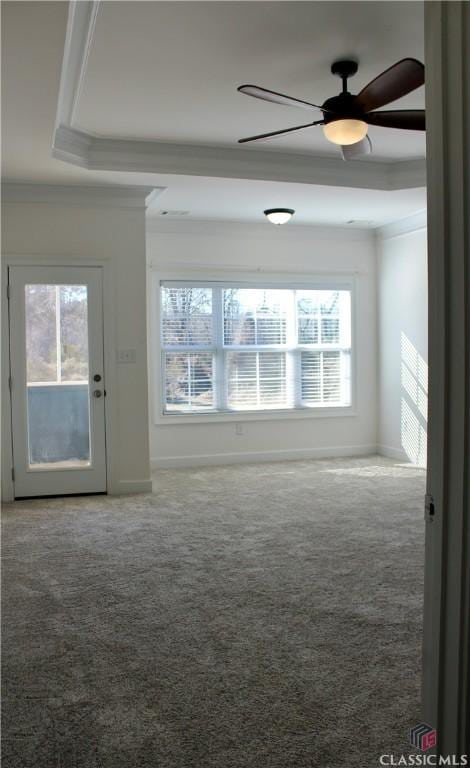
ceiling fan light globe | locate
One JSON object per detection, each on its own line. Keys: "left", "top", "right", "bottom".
{"left": 323, "top": 119, "right": 368, "bottom": 146}
{"left": 264, "top": 208, "right": 294, "bottom": 225}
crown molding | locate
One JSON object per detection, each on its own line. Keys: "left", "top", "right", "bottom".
{"left": 1, "top": 182, "right": 164, "bottom": 209}
{"left": 54, "top": 0, "right": 100, "bottom": 131}
{"left": 387, "top": 159, "right": 426, "bottom": 189}
{"left": 146, "top": 217, "right": 374, "bottom": 241}
{"left": 52, "top": 125, "right": 427, "bottom": 191}
{"left": 52, "top": 125, "right": 93, "bottom": 168}
{"left": 88, "top": 136, "right": 425, "bottom": 191}
{"left": 51, "top": 1, "right": 426, "bottom": 192}
{"left": 375, "top": 209, "right": 427, "bottom": 239}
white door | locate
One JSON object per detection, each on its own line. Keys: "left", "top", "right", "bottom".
{"left": 8, "top": 266, "right": 107, "bottom": 497}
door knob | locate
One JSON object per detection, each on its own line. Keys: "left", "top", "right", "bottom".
{"left": 93, "top": 390, "right": 102, "bottom": 398}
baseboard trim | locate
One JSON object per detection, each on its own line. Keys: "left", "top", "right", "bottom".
{"left": 113, "top": 480, "right": 153, "bottom": 495}
{"left": 377, "top": 444, "right": 412, "bottom": 462}
{"left": 151, "top": 444, "right": 377, "bottom": 470}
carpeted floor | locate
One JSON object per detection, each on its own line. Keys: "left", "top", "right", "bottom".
{"left": 2, "top": 456, "right": 425, "bottom": 768}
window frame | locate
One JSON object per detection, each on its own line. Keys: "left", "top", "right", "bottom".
{"left": 152, "top": 272, "right": 357, "bottom": 424}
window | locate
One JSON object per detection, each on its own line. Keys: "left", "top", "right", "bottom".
{"left": 25, "top": 284, "right": 89, "bottom": 384}
{"left": 160, "top": 283, "right": 352, "bottom": 415}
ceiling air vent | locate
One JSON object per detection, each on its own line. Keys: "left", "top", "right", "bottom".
{"left": 159, "top": 210, "right": 190, "bottom": 216}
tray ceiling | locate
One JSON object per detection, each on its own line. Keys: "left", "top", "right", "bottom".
{"left": 1, "top": 1, "right": 426, "bottom": 227}
{"left": 75, "top": 1, "right": 425, "bottom": 160}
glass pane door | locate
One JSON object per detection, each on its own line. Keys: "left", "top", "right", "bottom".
{"left": 9, "top": 265, "right": 107, "bottom": 497}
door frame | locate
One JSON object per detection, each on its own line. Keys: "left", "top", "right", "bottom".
{"left": 8, "top": 264, "right": 107, "bottom": 497}
{"left": 1, "top": 255, "right": 119, "bottom": 500}
{"left": 422, "top": 1, "right": 470, "bottom": 755}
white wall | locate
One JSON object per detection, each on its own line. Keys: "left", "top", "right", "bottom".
{"left": 377, "top": 224, "right": 428, "bottom": 466}
{"left": 2, "top": 196, "right": 152, "bottom": 496}
{"left": 147, "top": 220, "right": 378, "bottom": 468}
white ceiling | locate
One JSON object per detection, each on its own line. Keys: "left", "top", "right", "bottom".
{"left": 77, "top": 1, "right": 425, "bottom": 160}
{"left": 147, "top": 174, "right": 426, "bottom": 227}
{"left": 1, "top": 1, "right": 426, "bottom": 228}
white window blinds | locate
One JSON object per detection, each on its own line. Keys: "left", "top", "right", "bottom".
{"left": 160, "top": 283, "right": 352, "bottom": 414}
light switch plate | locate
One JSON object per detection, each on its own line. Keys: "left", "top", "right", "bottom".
{"left": 116, "top": 349, "right": 136, "bottom": 364}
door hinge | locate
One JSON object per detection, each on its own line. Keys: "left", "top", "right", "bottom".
{"left": 425, "top": 493, "right": 435, "bottom": 521}
{"left": 6, "top": 284, "right": 11, "bottom": 300}
{"left": 8, "top": 376, "right": 12, "bottom": 392}
{"left": 11, "top": 467, "right": 15, "bottom": 482}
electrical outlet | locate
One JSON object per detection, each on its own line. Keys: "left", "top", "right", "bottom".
{"left": 235, "top": 423, "right": 243, "bottom": 436}
{"left": 116, "top": 349, "right": 136, "bottom": 364}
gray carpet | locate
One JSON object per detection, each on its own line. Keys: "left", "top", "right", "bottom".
{"left": 2, "top": 456, "right": 425, "bottom": 768}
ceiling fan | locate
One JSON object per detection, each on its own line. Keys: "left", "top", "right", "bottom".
{"left": 237, "top": 58, "right": 425, "bottom": 160}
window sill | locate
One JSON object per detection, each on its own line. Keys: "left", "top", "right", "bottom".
{"left": 154, "top": 405, "right": 356, "bottom": 426}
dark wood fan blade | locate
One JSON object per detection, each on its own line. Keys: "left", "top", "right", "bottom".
{"left": 238, "top": 120, "right": 323, "bottom": 144}
{"left": 341, "top": 136, "right": 372, "bottom": 161}
{"left": 356, "top": 58, "right": 425, "bottom": 112}
{"left": 365, "top": 109, "right": 425, "bottom": 130}
{"left": 238, "top": 85, "right": 325, "bottom": 112}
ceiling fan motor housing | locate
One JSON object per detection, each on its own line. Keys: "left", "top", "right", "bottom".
{"left": 321, "top": 92, "right": 365, "bottom": 124}
{"left": 323, "top": 61, "right": 363, "bottom": 123}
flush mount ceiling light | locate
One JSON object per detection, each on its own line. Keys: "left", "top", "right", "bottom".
{"left": 264, "top": 208, "right": 295, "bottom": 225}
